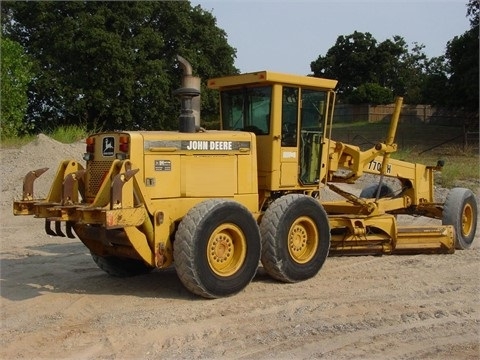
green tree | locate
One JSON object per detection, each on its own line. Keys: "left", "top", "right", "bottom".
{"left": 348, "top": 83, "right": 393, "bottom": 105}
{"left": 466, "top": 0, "right": 479, "bottom": 28}
{"left": 443, "top": 0, "right": 479, "bottom": 111}
{"left": 396, "top": 42, "right": 430, "bottom": 104}
{"left": 420, "top": 56, "right": 449, "bottom": 106}
{"left": 0, "top": 37, "right": 33, "bottom": 138}
{"left": 310, "top": 31, "right": 377, "bottom": 97}
{"left": 310, "top": 32, "right": 430, "bottom": 104}
{"left": 372, "top": 36, "right": 405, "bottom": 89}
{"left": 1, "top": 1, "right": 237, "bottom": 132}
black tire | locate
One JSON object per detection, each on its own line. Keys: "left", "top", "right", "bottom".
{"left": 442, "top": 188, "right": 478, "bottom": 250}
{"left": 174, "top": 199, "right": 261, "bottom": 298}
{"left": 359, "top": 184, "right": 394, "bottom": 198}
{"left": 91, "top": 253, "right": 154, "bottom": 277}
{"left": 260, "top": 194, "right": 330, "bottom": 283}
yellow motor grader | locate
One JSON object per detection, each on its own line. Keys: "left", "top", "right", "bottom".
{"left": 13, "top": 56, "right": 478, "bottom": 298}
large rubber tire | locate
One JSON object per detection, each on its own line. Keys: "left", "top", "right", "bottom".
{"left": 442, "top": 188, "right": 478, "bottom": 250}
{"left": 359, "top": 184, "right": 394, "bottom": 198}
{"left": 91, "top": 253, "right": 154, "bottom": 277}
{"left": 260, "top": 194, "right": 330, "bottom": 283}
{"left": 174, "top": 199, "right": 261, "bottom": 298}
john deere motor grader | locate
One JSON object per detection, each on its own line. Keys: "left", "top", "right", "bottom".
{"left": 13, "top": 56, "right": 478, "bottom": 298}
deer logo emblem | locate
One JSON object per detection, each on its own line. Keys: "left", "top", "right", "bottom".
{"left": 102, "top": 137, "right": 115, "bottom": 156}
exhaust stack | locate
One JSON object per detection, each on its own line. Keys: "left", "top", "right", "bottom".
{"left": 175, "top": 55, "right": 201, "bottom": 133}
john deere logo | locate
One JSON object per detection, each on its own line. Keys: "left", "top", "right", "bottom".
{"left": 102, "top": 137, "right": 115, "bottom": 156}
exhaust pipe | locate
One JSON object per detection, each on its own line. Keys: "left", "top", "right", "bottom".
{"left": 175, "top": 55, "right": 201, "bottom": 133}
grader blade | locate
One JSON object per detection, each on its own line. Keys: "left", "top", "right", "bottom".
{"left": 329, "top": 214, "right": 456, "bottom": 256}
{"left": 393, "top": 225, "right": 455, "bottom": 254}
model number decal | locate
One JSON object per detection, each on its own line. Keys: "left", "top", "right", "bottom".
{"left": 368, "top": 160, "right": 392, "bottom": 174}
{"left": 282, "top": 151, "right": 297, "bottom": 159}
{"left": 155, "top": 160, "right": 171, "bottom": 171}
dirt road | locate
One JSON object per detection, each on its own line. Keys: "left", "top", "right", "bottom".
{"left": 1, "top": 136, "right": 479, "bottom": 359}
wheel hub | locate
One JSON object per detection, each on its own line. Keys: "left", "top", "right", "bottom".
{"left": 207, "top": 223, "right": 247, "bottom": 277}
{"left": 287, "top": 216, "right": 319, "bottom": 264}
{"left": 462, "top": 203, "right": 473, "bottom": 236}
{"left": 210, "top": 235, "right": 233, "bottom": 263}
{"left": 290, "top": 225, "right": 307, "bottom": 252}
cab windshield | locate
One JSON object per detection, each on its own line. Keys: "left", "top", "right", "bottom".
{"left": 220, "top": 86, "right": 272, "bottom": 135}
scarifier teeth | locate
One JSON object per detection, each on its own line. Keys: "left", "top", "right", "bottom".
{"left": 44, "top": 219, "right": 73, "bottom": 238}
{"left": 66, "top": 222, "right": 75, "bottom": 239}
{"left": 55, "top": 221, "right": 66, "bottom": 237}
{"left": 45, "top": 220, "right": 57, "bottom": 236}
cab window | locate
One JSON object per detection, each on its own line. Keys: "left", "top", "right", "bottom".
{"left": 281, "top": 87, "right": 299, "bottom": 147}
{"left": 220, "top": 86, "right": 272, "bottom": 135}
{"left": 299, "top": 89, "right": 326, "bottom": 185}
{"left": 301, "top": 89, "right": 326, "bottom": 131}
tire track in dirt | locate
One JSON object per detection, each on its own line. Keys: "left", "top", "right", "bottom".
{"left": 113, "top": 251, "right": 478, "bottom": 359}
{"left": 135, "top": 289, "right": 478, "bottom": 359}
{"left": 1, "top": 249, "right": 478, "bottom": 359}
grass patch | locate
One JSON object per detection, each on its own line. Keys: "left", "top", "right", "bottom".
{"left": 48, "top": 125, "right": 88, "bottom": 143}
{"left": 393, "top": 145, "right": 479, "bottom": 190}
{"left": 1, "top": 125, "right": 88, "bottom": 148}
{"left": 331, "top": 121, "right": 479, "bottom": 190}
{"left": 330, "top": 120, "right": 371, "bottom": 129}
{"left": 0, "top": 134, "right": 37, "bottom": 148}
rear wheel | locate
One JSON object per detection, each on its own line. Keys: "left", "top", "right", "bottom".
{"left": 260, "top": 194, "right": 330, "bottom": 283}
{"left": 442, "top": 188, "right": 478, "bottom": 249}
{"left": 91, "top": 254, "right": 154, "bottom": 277}
{"left": 174, "top": 199, "right": 261, "bottom": 298}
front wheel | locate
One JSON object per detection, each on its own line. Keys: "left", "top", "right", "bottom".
{"left": 442, "top": 188, "right": 478, "bottom": 249}
{"left": 260, "top": 194, "right": 330, "bottom": 283}
{"left": 174, "top": 199, "right": 261, "bottom": 298}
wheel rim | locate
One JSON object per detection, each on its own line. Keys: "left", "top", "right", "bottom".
{"left": 207, "top": 223, "right": 247, "bottom": 277}
{"left": 288, "top": 216, "right": 319, "bottom": 264}
{"left": 461, "top": 203, "right": 474, "bottom": 237}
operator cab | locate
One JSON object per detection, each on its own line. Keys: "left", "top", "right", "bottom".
{"left": 208, "top": 71, "right": 337, "bottom": 191}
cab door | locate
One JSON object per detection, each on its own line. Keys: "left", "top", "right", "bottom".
{"left": 279, "top": 87, "right": 300, "bottom": 186}
{"left": 280, "top": 87, "right": 329, "bottom": 186}
{"left": 298, "top": 89, "right": 327, "bottom": 185}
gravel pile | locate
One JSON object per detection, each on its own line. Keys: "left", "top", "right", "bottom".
{"left": 1, "top": 134, "right": 85, "bottom": 207}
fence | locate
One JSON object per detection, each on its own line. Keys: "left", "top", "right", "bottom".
{"left": 333, "top": 104, "right": 478, "bottom": 127}
{"left": 332, "top": 104, "right": 479, "bottom": 152}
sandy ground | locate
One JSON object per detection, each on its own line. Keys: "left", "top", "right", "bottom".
{"left": 1, "top": 135, "right": 479, "bottom": 359}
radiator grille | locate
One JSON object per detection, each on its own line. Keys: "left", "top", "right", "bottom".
{"left": 86, "top": 160, "right": 113, "bottom": 199}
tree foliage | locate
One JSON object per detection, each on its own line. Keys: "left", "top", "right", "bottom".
{"left": 310, "top": 31, "right": 431, "bottom": 104}
{"left": 443, "top": 0, "right": 479, "bottom": 111}
{"left": 348, "top": 83, "right": 393, "bottom": 105}
{"left": 310, "top": 31, "right": 377, "bottom": 98}
{"left": 0, "top": 37, "right": 33, "bottom": 138}
{"left": 1, "top": 1, "right": 237, "bottom": 133}
{"left": 310, "top": 1, "right": 478, "bottom": 113}
{"left": 466, "top": 0, "right": 479, "bottom": 28}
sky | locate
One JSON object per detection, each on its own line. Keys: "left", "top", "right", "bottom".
{"left": 191, "top": 0, "right": 471, "bottom": 75}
